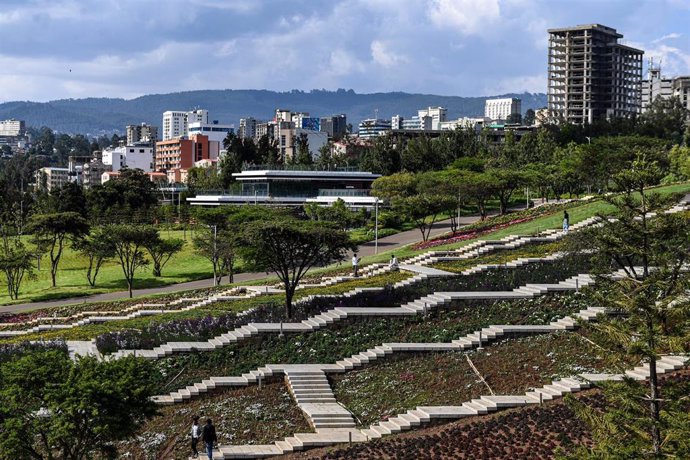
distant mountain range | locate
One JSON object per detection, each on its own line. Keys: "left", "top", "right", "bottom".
{"left": 0, "top": 89, "right": 547, "bottom": 136}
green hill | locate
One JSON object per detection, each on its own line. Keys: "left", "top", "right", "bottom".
{"left": 0, "top": 89, "right": 547, "bottom": 136}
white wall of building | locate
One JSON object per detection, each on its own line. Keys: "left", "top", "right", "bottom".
{"left": 102, "top": 145, "right": 153, "bottom": 172}
{"left": 484, "top": 98, "right": 521, "bottom": 122}
{"left": 188, "top": 121, "right": 234, "bottom": 144}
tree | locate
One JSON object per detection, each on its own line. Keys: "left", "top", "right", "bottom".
{"left": 485, "top": 168, "right": 527, "bottom": 215}
{"left": 28, "top": 212, "right": 89, "bottom": 287}
{"left": 359, "top": 134, "right": 402, "bottom": 175}
{"left": 144, "top": 236, "right": 184, "bottom": 277}
{"left": 257, "top": 134, "right": 280, "bottom": 166}
{"left": 106, "top": 224, "right": 157, "bottom": 297}
{"left": 458, "top": 171, "right": 496, "bottom": 220}
{"left": 0, "top": 350, "right": 159, "bottom": 460}
{"left": 373, "top": 172, "right": 455, "bottom": 241}
{"left": 566, "top": 157, "right": 690, "bottom": 457}
{"left": 523, "top": 109, "right": 536, "bottom": 126}
{"left": 294, "top": 133, "right": 312, "bottom": 165}
{"left": 73, "top": 228, "right": 116, "bottom": 287}
{"left": 53, "top": 182, "right": 88, "bottom": 217}
{"left": 240, "top": 218, "right": 354, "bottom": 318}
{"left": 640, "top": 95, "right": 689, "bottom": 142}
{"left": 87, "top": 169, "right": 158, "bottom": 224}
{"left": 0, "top": 238, "right": 35, "bottom": 300}
{"left": 402, "top": 135, "right": 437, "bottom": 172}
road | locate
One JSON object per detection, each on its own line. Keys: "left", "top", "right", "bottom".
{"left": 0, "top": 214, "right": 482, "bottom": 314}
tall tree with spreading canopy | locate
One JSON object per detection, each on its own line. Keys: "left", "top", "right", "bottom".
{"left": 241, "top": 218, "right": 354, "bottom": 318}
{"left": 106, "top": 224, "right": 157, "bottom": 297}
{"left": 27, "top": 212, "right": 89, "bottom": 287}
{"left": 373, "top": 172, "right": 456, "bottom": 241}
{"left": 144, "top": 236, "right": 184, "bottom": 277}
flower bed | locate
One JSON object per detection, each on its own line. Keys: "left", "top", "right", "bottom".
{"left": 413, "top": 200, "right": 584, "bottom": 251}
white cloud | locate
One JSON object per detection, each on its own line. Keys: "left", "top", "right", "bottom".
{"left": 652, "top": 32, "right": 682, "bottom": 43}
{"left": 427, "top": 0, "right": 500, "bottom": 34}
{"left": 370, "top": 40, "right": 408, "bottom": 67}
{"left": 484, "top": 74, "right": 547, "bottom": 95}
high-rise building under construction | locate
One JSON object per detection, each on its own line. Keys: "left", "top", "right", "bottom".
{"left": 547, "top": 24, "right": 643, "bottom": 124}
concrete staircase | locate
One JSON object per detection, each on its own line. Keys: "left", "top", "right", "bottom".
{"left": 284, "top": 369, "right": 356, "bottom": 429}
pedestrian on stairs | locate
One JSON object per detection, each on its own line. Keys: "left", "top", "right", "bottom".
{"left": 202, "top": 418, "right": 218, "bottom": 460}
{"left": 352, "top": 253, "right": 360, "bottom": 277}
{"left": 563, "top": 210, "right": 570, "bottom": 234}
{"left": 191, "top": 416, "right": 201, "bottom": 458}
{"left": 389, "top": 254, "right": 399, "bottom": 271}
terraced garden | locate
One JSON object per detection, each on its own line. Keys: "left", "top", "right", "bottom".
{"left": 150, "top": 291, "right": 594, "bottom": 394}
{"left": 331, "top": 330, "right": 630, "bottom": 426}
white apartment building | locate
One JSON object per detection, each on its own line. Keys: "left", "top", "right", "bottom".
{"left": 102, "top": 144, "right": 153, "bottom": 172}
{"left": 188, "top": 121, "right": 234, "bottom": 144}
{"left": 0, "top": 119, "right": 25, "bottom": 136}
{"left": 417, "top": 107, "right": 447, "bottom": 130}
{"left": 162, "top": 109, "right": 210, "bottom": 140}
{"left": 484, "top": 98, "right": 521, "bottom": 123}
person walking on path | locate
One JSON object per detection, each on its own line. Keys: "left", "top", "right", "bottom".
{"left": 563, "top": 210, "right": 570, "bottom": 234}
{"left": 191, "top": 416, "right": 201, "bottom": 458}
{"left": 352, "top": 253, "right": 360, "bottom": 277}
{"left": 201, "top": 418, "right": 218, "bottom": 460}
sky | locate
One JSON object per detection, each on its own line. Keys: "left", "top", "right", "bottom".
{"left": 0, "top": 0, "right": 689, "bottom": 103}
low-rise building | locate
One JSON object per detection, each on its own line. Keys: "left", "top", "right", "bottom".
{"left": 357, "top": 118, "right": 392, "bottom": 139}
{"left": 0, "top": 119, "right": 25, "bottom": 137}
{"left": 36, "top": 167, "right": 70, "bottom": 192}
{"left": 188, "top": 167, "right": 381, "bottom": 209}
{"left": 102, "top": 143, "right": 154, "bottom": 172}
{"left": 155, "top": 134, "right": 219, "bottom": 175}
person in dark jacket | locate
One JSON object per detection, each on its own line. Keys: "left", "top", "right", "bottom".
{"left": 201, "top": 418, "right": 218, "bottom": 460}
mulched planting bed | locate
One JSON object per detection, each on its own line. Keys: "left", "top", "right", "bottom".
{"left": 151, "top": 294, "right": 586, "bottom": 394}
{"left": 331, "top": 331, "right": 621, "bottom": 426}
{"left": 285, "top": 369, "right": 690, "bottom": 460}
{"left": 116, "top": 380, "right": 311, "bottom": 460}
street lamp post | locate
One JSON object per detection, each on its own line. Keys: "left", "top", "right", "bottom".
{"left": 211, "top": 224, "right": 218, "bottom": 287}
{"left": 374, "top": 197, "right": 379, "bottom": 255}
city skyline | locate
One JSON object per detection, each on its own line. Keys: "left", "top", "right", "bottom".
{"left": 0, "top": 0, "right": 689, "bottom": 103}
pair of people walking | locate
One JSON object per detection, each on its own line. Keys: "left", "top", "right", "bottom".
{"left": 191, "top": 417, "right": 217, "bottom": 459}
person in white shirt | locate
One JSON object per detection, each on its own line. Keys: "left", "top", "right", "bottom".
{"left": 389, "top": 254, "right": 399, "bottom": 271}
{"left": 352, "top": 253, "right": 360, "bottom": 277}
{"left": 191, "top": 416, "right": 200, "bottom": 458}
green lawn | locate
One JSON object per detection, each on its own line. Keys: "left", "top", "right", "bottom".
{"left": 0, "top": 230, "right": 215, "bottom": 306}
